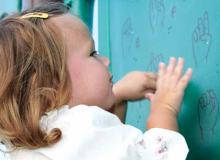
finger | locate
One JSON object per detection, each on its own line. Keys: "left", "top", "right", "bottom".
{"left": 193, "top": 29, "right": 198, "bottom": 42}
{"left": 144, "top": 89, "right": 156, "bottom": 94}
{"left": 198, "top": 17, "right": 203, "bottom": 35}
{"left": 143, "top": 78, "right": 157, "bottom": 89}
{"left": 201, "top": 16, "right": 206, "bottom": 35}
{"left": 144, "top": 93, "right": 155, "bottom": 101}
{"left": 145, "top": 72, "right": 158, "bottom": 80}
{"left": 178, "top": 68, "right": 193, "bottom": 90}
{"left": 203, "top": 11, "right": 209, "bottom": 34}
{"left": 166, "top": 57, "right": 176, "bottom": 75}
{"left": 158, "top": 62, "right": 166, "bottom": 77}
{"left": 173, "top": 57, "right": 184, "bottom": 80}
{"left": 157, "top": 62, "right": 166, "bottom": 86}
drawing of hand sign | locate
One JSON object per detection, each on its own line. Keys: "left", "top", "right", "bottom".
{"left": 121, "top": 17, "right": 134, "bottom": 57}
{"left": 198, "top": 90, "right": 219, "bottom": 139}
{"left": 192, "top": 11, "right": 212, "bottom": 67}
{"left": 147, "top": 53, "right": 164, "bottom": 72}
{"left": 149, "top": 0, "right": 165, "bottom": 33}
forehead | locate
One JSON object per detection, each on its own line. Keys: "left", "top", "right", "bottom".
{"left": 53, "top": 14, "right": 89, "bottom": 34}
{"left": 50, "top": 14, "right": 92, "bottom": 54}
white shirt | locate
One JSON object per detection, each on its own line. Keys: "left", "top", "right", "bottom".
{"left": 5, "top": 105, "right": 188, "bottom": 160}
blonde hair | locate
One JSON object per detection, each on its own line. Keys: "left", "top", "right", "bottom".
{"left": 0, "top": 3, "right": 71, "bottom": 149}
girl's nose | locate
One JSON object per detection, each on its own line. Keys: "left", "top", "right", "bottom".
{"left": 100, "top": 56, "right": 110, "bottom": 67}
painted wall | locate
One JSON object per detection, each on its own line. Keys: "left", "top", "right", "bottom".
{"left": 99, "top": 1, "right": 220, "bottom": 159}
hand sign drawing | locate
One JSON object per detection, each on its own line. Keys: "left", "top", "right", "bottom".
{"left": 121, "top": 17, "right": 135, "bottom": 57}
{"left": 149, "top": 0, "right": 165, "bottom": 33}
{"left": 147, "top": 53, "right": 164, "bottom": 72}
{"left": 198, "top": 89, "right": 219, "bottom": 140}
{"left": 192, "top": 11, "right": 212, "bottom": 67}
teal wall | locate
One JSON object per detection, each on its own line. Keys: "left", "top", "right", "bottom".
{"left": 99, "top": 0, "right": 220, "bottom": 159}
{"left": 64, "top": 0, "right": 94, "bottom": 32}
{"left": 0, "top": 0, "right": 20, "bottom": 19}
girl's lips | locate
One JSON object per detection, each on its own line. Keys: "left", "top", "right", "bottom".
{"left": 109, "top": 74, "right": 113, "bottom": 83}
{"left": 109, "top": 75, "right": 113, "bottom": 87}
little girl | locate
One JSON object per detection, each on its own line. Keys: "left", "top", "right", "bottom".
{"left": 0, "top": 3, "right": 192, "bottom": 160}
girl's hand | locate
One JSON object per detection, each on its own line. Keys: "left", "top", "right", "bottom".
{"left": 113, "top": 71, "right": 157, "bottom": 104}
{"left": 149, "top": 57, "right": 192, "bottom": 116}
{"left": 147, "top": 57, "right": 192, "bottom": 131}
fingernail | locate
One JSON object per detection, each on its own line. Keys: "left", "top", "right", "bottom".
{"left": 170, "top": 57, "right": 175, "bottom": 62}
{"left": 178, "top": 57, "right": 184, "bottom": 63}
{"left": 186, "top": 68, "right": 193, "bottom": 76}
{"left": 159, "top": 62, "right": 165, "bottom": 67}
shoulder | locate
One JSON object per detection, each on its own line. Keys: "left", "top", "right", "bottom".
{"left": 36, "top": 105, "right": 125, "bottom": 160}
{"left": 9, "top": 149, "right": 52, "bottom": 160}
{"left": 40, "top": 105, "right": 122, "bottom": 133}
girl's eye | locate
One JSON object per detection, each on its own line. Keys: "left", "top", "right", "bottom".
{"left": 90, "top": 51, "right": 98, "bottom": 57}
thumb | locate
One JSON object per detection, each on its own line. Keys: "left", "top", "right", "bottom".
{"left": 144, "top": 93, "right": 155, "bottom": 101}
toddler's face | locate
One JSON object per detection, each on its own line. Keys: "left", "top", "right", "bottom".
{"left": 52, "top": 14, "right": 115, "bottom": 109}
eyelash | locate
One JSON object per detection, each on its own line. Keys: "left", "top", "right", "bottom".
{"left": 90, "top": 51, "right": 98, "bottom": 57}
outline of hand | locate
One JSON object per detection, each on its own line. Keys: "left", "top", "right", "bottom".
{"left": 121, "top": 17, "right": 134, "bottom": 57}
{"left": 192, "top": 11, "right": 212, "bottom": 66}
{"left": 198, "top": 89, "right": 219, "bottom": 139}
{"left": 147, "top": 53, "right": 164, "bottom": 72}
{"left": 149, "top": 0, "right": 165, "bottom": 33}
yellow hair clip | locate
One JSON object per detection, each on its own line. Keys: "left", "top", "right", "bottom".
{"left": 20, "top": 12, "right": 49, "bottom": 19}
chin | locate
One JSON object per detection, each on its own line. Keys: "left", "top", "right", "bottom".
{"left": 105, "top": 99, "right": 115, "bottom": 111}
{"left": 96, "top": 98, "right": 114, "bottom": 111}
